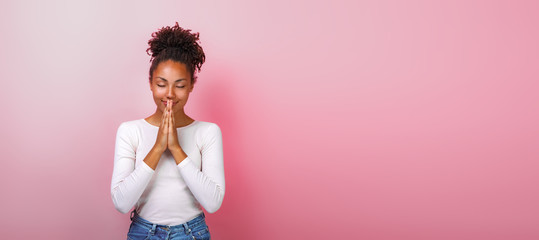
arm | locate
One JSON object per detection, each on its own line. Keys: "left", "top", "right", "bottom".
{"left": 176, "top": 124, "right": 225, "bottom": 213}
{"left": 110, "top": 123, "right": 157, "bottom": 214}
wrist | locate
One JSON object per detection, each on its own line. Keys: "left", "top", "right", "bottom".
{"left": 152, "top": 145, "right": 166, "bottom": 154}
{"left": 169, "top": 145, "right": 183, "bottom": 155}
{"left": 169, "top": 146, "right": 187, "bottom": 164}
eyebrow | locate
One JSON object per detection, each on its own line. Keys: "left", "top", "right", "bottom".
{"left": 156, "top": 77, "right": 185, "bottom": 82}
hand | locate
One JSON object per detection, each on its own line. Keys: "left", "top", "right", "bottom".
{"left": 167, "top": 100, "right": 182, "bottom": 152}
{"left": 154, "top": 102, "right": 170, "bottom": 153}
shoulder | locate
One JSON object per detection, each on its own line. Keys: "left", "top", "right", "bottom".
{"left": 116, "top": 119, "right": 144, "bottom": 135}
{"left": 194, "top": 120, "right": 220, "bottom": 129}
{"left": 194, "top": 121, "right": 221, "bottom": 132}
{"left": 118, "top": 119, "right": 142, "bottom": 129}
{"left": 193, "top": 121, "right": 222, "bottom": 140}
{"left": 115, "top": 119, "right": 144, "bottom": 149}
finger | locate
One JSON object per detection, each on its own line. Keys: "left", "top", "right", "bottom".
{"left": 169, "top": 106, "right": 174, "bottom": 123}
{"left": 171, "top": 110, "right": 175, "bottom": 127}
{"left": 165, "top": 110, "right": 170, "bottom": 135}
{"left": 163, "top": 108, "right": 168, "bottom": 125}
{"left": 161, "top": 108, "right": 166, "bottom": 126}
{"left": 168, "top": 108, "right": 174, "bottom": 133}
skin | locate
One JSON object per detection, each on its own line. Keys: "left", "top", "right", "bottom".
{"left": 143, "top": 60, "right": 195, "bottom": 170}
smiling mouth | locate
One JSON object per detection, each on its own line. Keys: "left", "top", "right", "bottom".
{"left": 162, "top": 101, "right": 178, "bottom": 106}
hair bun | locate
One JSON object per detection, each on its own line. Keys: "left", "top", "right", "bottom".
{"left": 146, "top": 22, "right": 202, "bottom": 60}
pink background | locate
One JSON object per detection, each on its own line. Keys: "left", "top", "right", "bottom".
{"left": 1, "top": 0, "right": 538, "bottom": 239}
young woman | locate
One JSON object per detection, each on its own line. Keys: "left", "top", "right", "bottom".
{"left": 111, "top": 22, "right": 224, "bottom": 240}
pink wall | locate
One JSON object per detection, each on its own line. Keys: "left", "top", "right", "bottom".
{"left": 1, "top": 0, "right": 538, "bottom": 239}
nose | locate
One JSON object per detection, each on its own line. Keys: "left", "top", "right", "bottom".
{"left": 166, "top": 86, "right": 175, "bottom": 99}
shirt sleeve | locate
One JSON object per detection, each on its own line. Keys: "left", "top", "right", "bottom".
{"left": 111, "top": 122, "right": 155, "bottom": 214}
{"left": 177, "top": 123, "right": 225, "bottom": 213}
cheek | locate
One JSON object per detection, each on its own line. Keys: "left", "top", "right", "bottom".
{"left": 152, "top": 89, "right": 165, "bottom": 98}
{"left": 177, "top": 90, "right": 191, "bottom": 99}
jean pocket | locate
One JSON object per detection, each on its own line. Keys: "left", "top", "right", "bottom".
{"left": 127, "top": 231, "right": 150, "bottom": 240}
{"left": 192, "top": 226, "right": 210, "bottom": 240}
{"left": 127, "top": 222, "right": 150, "bottom": 240}
{"left": 127, "top": 232, "right": 150, "bottom": 240}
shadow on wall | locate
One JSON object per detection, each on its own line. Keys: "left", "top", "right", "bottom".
{"left": 198, "top": 64, "right": 258, "bottom": 239}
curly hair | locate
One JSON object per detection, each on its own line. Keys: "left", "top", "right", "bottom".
{"left": 146, "top": 22, "right": 206, "bottom": 85}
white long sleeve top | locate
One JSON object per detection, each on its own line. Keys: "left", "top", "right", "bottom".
{"left": 111, "top": 119, "right": 225, "bottom": 225}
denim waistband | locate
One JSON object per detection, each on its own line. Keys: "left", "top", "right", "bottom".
{"left": 130, "top": 209, "right": 206, "bottom": 233}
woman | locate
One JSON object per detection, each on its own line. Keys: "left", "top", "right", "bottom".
{"left": 111, "top": 22, "right": 224, "bottom": 240}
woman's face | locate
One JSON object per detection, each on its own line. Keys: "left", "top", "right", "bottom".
{"left": 149, "top": 60, "right": 193, "bottom": 114}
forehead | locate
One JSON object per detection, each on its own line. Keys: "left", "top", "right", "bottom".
{"left": 154, "top": 60, "right": 189, "bottom": 79}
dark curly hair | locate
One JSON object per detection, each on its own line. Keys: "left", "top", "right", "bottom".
{"left": 146, "top": 22, "right": 206, "bottom": 85}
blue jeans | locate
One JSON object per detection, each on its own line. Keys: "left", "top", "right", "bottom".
{"left": 127, "top": 210, "right": 211, "bottom": 240}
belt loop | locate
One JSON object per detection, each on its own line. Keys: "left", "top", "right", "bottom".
{"left": 182, "top": 223, "right": 191, "bottom": 234}
{"left": 150, "top": 224, "right": 157, "bottom": 235}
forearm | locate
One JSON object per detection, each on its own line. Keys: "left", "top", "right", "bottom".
{"left": 111, "top": 160, "right": 155, "bottom": 213}
{"left": 170, "top": 147, "right": 188, "bottom": 165}
{"left": 144, "top": 146, "right": 165, "bottom": 170}
{"left": 178, "top": 158, "right": 225, "bottom": 213}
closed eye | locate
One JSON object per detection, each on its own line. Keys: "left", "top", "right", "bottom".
{"left": 177, "top": 86, "right": 185, "bottom": 88}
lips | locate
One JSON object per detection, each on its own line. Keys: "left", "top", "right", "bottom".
{"left": 162, "top": 100, "right": 178, "bottom": 106}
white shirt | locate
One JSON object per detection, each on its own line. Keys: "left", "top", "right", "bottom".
{"left": 111, "top": 119, "right": 225, "bottom": 225}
